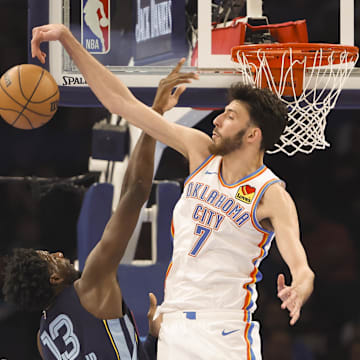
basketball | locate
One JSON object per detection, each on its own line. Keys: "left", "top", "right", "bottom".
{"left": 0, "top": 64, "right": 59, "bottom": 130}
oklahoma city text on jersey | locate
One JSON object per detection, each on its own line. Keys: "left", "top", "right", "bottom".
{"left": 160, "top": 155, "right": 283, "bottom": 319}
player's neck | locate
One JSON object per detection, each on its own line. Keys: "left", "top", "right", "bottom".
{"left": 42, "top": 283, "right": 70, "bottom": 314}
{"left": 221, "top": 147, "right": 264, "bottom": 184}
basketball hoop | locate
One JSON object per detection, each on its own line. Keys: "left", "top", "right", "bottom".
{"left": 231, "top": 43, "right": 359, "bottom": 156}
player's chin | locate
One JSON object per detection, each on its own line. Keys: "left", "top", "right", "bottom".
{"left": 64, "top": 266, "right": 81, "bottom": 284}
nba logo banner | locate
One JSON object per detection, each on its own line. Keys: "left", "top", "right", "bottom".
{"left": 81, "top": 0, "right": 110, "bottom": 54}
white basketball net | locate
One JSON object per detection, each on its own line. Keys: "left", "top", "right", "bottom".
{"left": 233, "top": 46, "right": 359, "bottom": 156}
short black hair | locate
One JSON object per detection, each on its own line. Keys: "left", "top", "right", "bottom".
{"left": 2, "top": 248, "right": 55, "bottom": 311}
{"left": 228, "top": 83, "right": 288, "bottom": 151}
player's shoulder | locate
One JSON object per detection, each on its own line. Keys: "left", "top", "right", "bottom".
{"left": 265, "top": 179, "right": 286, "bottom": 192}
{"left": 261, "top": 180, "right": 291, "bottom": 204}
{"left": 256, "top": 182, "right": 295, "bottom": 222}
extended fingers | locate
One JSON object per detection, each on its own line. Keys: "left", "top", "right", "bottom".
{"left": 167, "top": 73, "right": 198, "bottom": 86}
{"left": 170, "top": 58, "right": 187, "bottom": 74}
{"left": 278, "top": 290, "right": 301, "bottom": 325}
{"left": 180, "top": 71, "right": 199, "bottom": 81}
{"left": 170, "top": 76, "right": 194, "bottom": 88}
{"left": 280, "top": 290, "right": 297, "bottom": 309}
{"left": 159, "top": 74, "right": 197, "bottom": 96}
{"left": 31, "top": 28, "right": 46, "bottom": 63}
{"left": 31, "top": 24, "right": 66, "bottom": 63}
{"left": 289, "top": 307, "right": 300, "bottom": 326}
{"left": 276, "top": 274, "right": 303, "bottom": 326}
{"left": 277, "top": 286, "right": 291, "bottom": 300}
{"left": 172, "top": 85, "right": 187, "bottom": 101}
{"left": 31, "top": 28, "right": 40, "bottom": 55}
{"left": 169, "top": 58, "right": 199, "bottom": 81}
{"left": 277, "top": 273, "right": 286, "bottom": 292}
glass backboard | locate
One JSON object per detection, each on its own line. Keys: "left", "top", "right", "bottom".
{"left": 28, "top": 0, "right": 360, "bottom": 108}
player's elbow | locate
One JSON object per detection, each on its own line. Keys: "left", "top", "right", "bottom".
{"left": 105, "top": 96, "right": 124, "bottom": 117}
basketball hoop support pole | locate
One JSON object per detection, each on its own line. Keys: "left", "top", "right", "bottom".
{"left": 340, "top": 0, "right": 354, "bottom": 45}
{"left": 247, "top": 0, "right": 263, "bottom": 17}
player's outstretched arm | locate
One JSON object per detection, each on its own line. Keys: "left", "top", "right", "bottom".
{"left": 78, "top": 129, "right": 155, "bottom": 303}
{"left": 31, "top": 25, "right": 212, "bottom": 164}
{"left": 259, "top": 183, "right": 315, "bottom": 326}
{"left": 78, "top": 62, "right": 193, "bottom": 303}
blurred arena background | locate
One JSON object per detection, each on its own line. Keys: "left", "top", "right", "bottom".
{"left": 0, "top": 1, "right": 360, "bottom": 359}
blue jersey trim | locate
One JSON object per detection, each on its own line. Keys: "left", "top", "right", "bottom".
{"left": 219, "top": 164, "right": 266, "bottom": 187}
{"left": 184, "top": 154, "right": 214, "bottom": 184}
{"left": 251, "top": 179, "right": 282, "bottom": 235}
{"left": 248, "top": 322, "right": 257, "bottom": 359}
{"left": 124, "top": 314, "right": 137, "bottom": 355}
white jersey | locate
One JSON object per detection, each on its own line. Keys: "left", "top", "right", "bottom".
{"left": 159, "top": 155, "right": 283, "bottom": 319}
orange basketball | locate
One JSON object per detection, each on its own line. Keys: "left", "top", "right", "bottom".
{"left": 0, "top": 64, "right": 59, "bottom": 130}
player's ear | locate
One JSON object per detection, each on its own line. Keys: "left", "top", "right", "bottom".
{"left": 247, "top": 127, "right": 262, "bottom": 143}
{"left": 50, "top": 273, "right": 63, "bottom": 285}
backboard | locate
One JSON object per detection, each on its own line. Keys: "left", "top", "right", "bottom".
{"left": 28, "top": 0, "right": 360, "bottom": 108}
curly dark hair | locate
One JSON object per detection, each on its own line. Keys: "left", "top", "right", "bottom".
{"left": 228, "top": 84, "right": 288, "bottom": 151}
{"left": 2, "top": 248, "right": 55, "bottom": 311}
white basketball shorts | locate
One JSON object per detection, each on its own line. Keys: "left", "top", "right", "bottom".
{"left": 157, "top": 310, "right": 261, "bottom": 360}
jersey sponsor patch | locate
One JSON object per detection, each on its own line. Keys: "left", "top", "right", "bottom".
{"left": 235, "top": 185, "right": 256, "bottom": 204}
{"left": 81, "top": 0, "right": 110, "bottom": 54}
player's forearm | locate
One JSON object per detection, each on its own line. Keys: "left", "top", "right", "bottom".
{"left": 60, "top": 28, "right": 134, "bottom": 114}
{"left": 121, "top": 132, "right": 156, "bottom": 200}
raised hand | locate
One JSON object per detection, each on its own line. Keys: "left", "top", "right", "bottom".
{"left": 31, "top": 24, "right": 68, "bottom": 64}
{"left": 152, "top": 58, "right": 199, "bottom": 114}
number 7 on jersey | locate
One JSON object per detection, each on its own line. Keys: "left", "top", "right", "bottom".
{"left": 188, "top": 224, "right": 212, "bottom": 257}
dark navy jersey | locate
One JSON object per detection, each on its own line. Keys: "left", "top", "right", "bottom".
{"left": 39, "top": 285, "right": 156, "bottom": 360}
